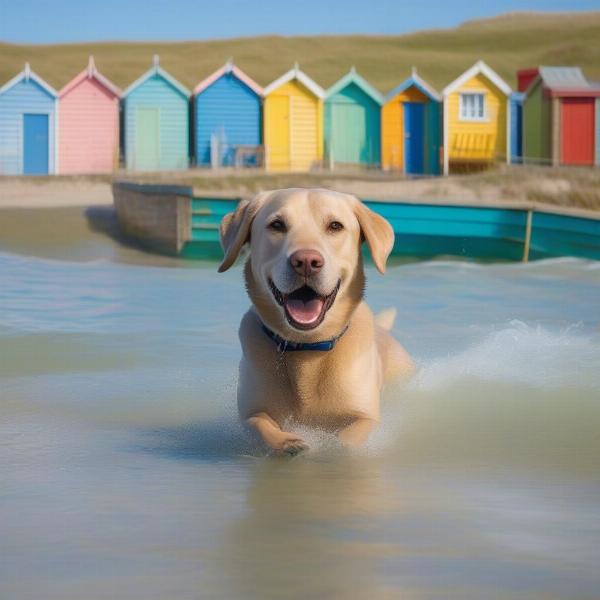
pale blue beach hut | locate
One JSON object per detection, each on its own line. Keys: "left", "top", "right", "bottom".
{"left": 0, "top": 63, "right": 58, "bottom": 175}
{"left": 123, "top": 56, "right": 191, "bottom": 171}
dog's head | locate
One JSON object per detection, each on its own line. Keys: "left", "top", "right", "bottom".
{"left": 218, "top": 188, "right": 394, "bottom": 340}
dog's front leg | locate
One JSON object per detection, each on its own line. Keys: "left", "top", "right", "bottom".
{"left": 337, "top": 417, "right": 378, "bottom": 448}
{"left": 247, "top": 412, "right": 308, "bottom": 455}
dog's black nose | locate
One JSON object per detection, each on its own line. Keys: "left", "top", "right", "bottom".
{"left": 289, "top": 249, "right": 324, "bottom": 278}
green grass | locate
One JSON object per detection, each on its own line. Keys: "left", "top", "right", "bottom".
{"left": 1, "top": 11, "right": 599, "bottom": 93}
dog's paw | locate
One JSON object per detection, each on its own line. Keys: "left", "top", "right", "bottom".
{"left": 274, "top": 432, "right": 309, "bottom": 456}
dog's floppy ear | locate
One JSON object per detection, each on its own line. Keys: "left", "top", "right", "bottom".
{"left": 218, "top": 192, "right": 270, "bottom": 272}
{"left": 352, "top": 197, "right": 395, "bottom": 274}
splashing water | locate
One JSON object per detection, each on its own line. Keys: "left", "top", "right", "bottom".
{"left": 1, "top": 234, "right": 600, "bottom": 599}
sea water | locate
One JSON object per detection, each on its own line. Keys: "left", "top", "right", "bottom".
{"left": 1, "top": 207, "right": 599, "bottom": 599}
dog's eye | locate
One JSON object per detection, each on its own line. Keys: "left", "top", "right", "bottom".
{"left": 328, "top": 221, "right": 344, "bottom": 232}
{"left": 268, "top": 219, "right": 287, "bottom": 232}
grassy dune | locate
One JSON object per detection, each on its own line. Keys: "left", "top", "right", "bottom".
{"left": 1, "top": 11, "right": 599, "bottom": 93}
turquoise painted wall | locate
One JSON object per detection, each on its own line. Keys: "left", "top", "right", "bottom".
{"left": 325, "top": 83, "right": 380, "bottom": 166}
{"left": 424, "top": 100, "right": 441, "bottom": 175}
{"left": 124, "top": 73, "right": 189, "bottom": 171}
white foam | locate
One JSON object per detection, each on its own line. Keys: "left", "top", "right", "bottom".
{"left": 411, "top": 320, "right": 600, "bottom": 391}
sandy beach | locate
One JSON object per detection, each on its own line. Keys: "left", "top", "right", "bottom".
{"left": 1, "top": 165, "right": 600, "bottom": 211}
{"left": 0, "top": 178, "right": 113, "bottom": 208}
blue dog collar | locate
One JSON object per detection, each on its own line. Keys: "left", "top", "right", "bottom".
{"left": 261, "top": 323, "right": 349, "bottom": 352}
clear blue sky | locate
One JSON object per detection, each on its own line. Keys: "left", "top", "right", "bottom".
{"left": 0, "top": 0, "right": 598, "bottom": 44}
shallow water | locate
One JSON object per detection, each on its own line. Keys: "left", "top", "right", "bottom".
{"left": 1, "top": 207, "right": 600, "bottom": 599}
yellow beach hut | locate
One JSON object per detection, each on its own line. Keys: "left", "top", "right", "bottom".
{"left": 263, "top": 64, "right": 324, "bottom": 171}
{"left": 442, "top": 60, "right": 512, "bottom": 175}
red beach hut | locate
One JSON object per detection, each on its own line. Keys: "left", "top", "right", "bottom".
{"left": 521, "top": 66, "right": 600, "bottom": 167}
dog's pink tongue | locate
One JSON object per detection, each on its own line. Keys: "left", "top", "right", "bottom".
{"left": 286, "top": 298, "right": 324, "bottom": 324}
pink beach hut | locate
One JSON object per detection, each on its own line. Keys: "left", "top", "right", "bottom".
{"left": 58, "top": 57, "right": 121, "bottom": 174}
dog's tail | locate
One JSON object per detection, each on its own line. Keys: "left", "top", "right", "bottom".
{"left": 375, "top": 307, "right": 397, "bottom": 331}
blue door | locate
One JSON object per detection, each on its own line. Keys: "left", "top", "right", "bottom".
{"left": 23, "top": 114, "right": 49, "bottom": 175}
{"left": 510, "top": 96, "right": 523, "bottom": 163}
{"left": 404, "top": 102, "right": 424, "bottom": 174}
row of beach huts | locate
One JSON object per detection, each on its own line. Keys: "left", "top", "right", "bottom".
{"left": 1, "top": 56, "right": 599, "bottom": 176}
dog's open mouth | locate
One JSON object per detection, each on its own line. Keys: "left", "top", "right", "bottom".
{"left": 268, "top": 279, "right": 341, "bottom": 330}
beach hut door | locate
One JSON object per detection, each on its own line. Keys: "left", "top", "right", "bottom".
{"left": 136, "top": 107, "right": 160, "bottom": 170}
{"left": 560, "top": 98, "right": 595, "bottom": 166}
{"left": 269, "top": 96, "right": 290, "bottom": 170}
{"left": 404, "top": 103, "right": 424, "bottom": 174}
{"left": 23, "top": 114, "right": 49, "bottom": 175}
{"left": 332, "top": 104, "right": 365, "bottom": 165}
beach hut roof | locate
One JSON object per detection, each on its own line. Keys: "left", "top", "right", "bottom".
{"left": 59, "top": 56, "right": 121, "bottom": 98}
{"left": 538, "top": 66, "right": 588, "bottom": 89}
{"left": 263, "top": 63, "right": 325, "bottom": 99}
{"left": 123, "top": 55, "right": 191, "bottom": 98}
{"left": 193, "top": 60, "right": 263, "bottom": 96}
{"left": 325, "top": 67, "right": 384, "bottom": 105}
{"left": 385, "top": 69, "right": 441, "bottom": 102}
{"left": 442, "top": 60, "right": 511, "bottom": 97}
{"left": 0, "top": 63, "right": 58, "bottom": 97}
{"left": 525, "top": 66, "right": 600, "bottom": 97}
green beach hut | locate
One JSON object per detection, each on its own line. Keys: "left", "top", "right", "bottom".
{"left": 123, "top": 56, "right": 191, "bottom": 171}
{"left": 324, "top": 68, "right": 384, "bottom": 168}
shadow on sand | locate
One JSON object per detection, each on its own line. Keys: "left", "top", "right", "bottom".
{"left": 84, "top": 205, "right": 140, "bottom": 250}
{"left": 84, "top": 205, "right": 190, "bottom": 265}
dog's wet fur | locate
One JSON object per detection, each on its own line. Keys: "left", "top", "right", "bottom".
{"left": 218, "top": 188, "right": 414, "bottom": 454}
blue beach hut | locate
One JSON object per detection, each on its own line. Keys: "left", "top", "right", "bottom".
{"left": 123, "top": 56, "right": 191, "bottom": 171}
{"left": 0, "top": 63, "right": 58, "bottom": 175}
{"left": 193, "top": 60, "right": 263, "bottom": 167}
{"left": 510, "top": 92, "right": 525, "bottom": 164}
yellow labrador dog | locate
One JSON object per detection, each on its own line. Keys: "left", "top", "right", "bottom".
{"left": 218, "top": 188, "right": 414, "bottom": 454}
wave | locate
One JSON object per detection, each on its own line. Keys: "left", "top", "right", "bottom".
{"left": 412, "top": 320, "right": 600, "bottom": 391}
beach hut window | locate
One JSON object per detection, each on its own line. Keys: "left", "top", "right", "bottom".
{"left": 460, "top": 93, "right": 486, "bottom": 121}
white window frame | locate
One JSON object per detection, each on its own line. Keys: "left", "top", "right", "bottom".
{"left": 459, "top": 92, "right": 487, "bottom": 122}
